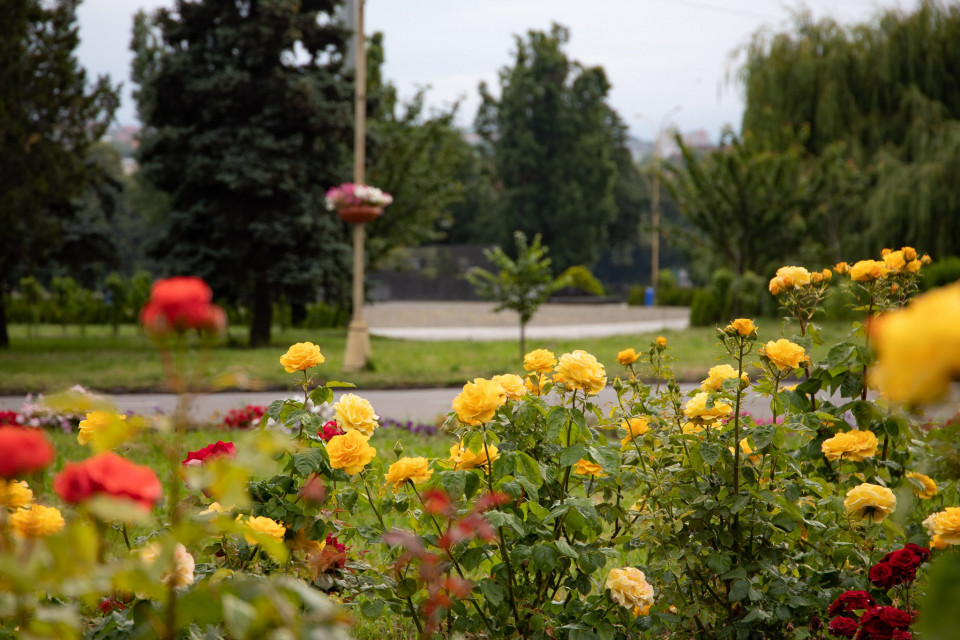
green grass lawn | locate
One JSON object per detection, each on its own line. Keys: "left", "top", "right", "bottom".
{"left": 0, "top": 320, "right": 859, "bottom": 394}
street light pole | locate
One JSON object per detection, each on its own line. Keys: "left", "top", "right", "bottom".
{"left": 638, "top": 106, "right": 681, "bottom": 292}
{"left": 343, "top": 0, "right": 369, "bottom": 371}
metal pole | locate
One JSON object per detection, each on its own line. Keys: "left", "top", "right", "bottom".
{"left": 343, "top": 0, "right": 369, "bottom": 371}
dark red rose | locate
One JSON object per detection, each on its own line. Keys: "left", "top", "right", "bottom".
{"left": 892, "top": 631, "right": 912, "bottom": 640}
{"left": 809, "top": 615, "right": 824, "bottom": 631}
{"left": 0, "top": 426, "right": 55, "bottom": 478}
{"left": 887, "top": 548, "right": 920, "bottom": 573}
{"left": 182, "top": 440, "right": 236, "bottom": 466}
{"left": 318, "top": 420, "right": 344, "bottom": 442}
{"left": 903, "top": 543, "right": 930, "bottom": 564}
{"left": 829, "top": 616, "right": 859, "bottom": 638}
{"left": 859, "top": 606, "right": 911, "bottom": 640}
{"left": 869, "top": 562, "right": 897, "bottom": 590}
{"left": 877, "top": 607, "right": 912, "bottom": 629}
{"left": 828, "top": 590, "right": 876, "bottom": 616}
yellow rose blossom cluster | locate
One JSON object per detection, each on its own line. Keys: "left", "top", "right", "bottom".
{"left": 9, "top": 504, "right": 65, "bottom": 538}
{"left": 620, "top": 417, "right": 650, "bottom": 447}
{"left": 334, "top": 393, "right": 379, "bottom": 436}
{"left": 844, "top": 483, "right": 896, "bottom": 522}
{"left": 820, "top": 429, "right": 879, "bottom": 462}
{"left": 452, "top": 378, "right": 506, "bottom": 425}
{"left": 683, "top": 392, "right": 732, "bottom": 422}
{"left": 77, "top": 411, "right": 127, "bottom": 447}
{"left": 449, "top": 441, "right": 499, "bottom": 470}
{"left": 241, "top": 515, "right": 287, "bottom": 545}
{"left": 761, "top": 339, "right": 808, "bottom": 371}
{"left": 869, "top": 284, "right": 960, "bottom": 404}
{"left": 384, "top": 457, "right": 433, "bottom": 489}
{"left": 905, "top": 472, "right": 938, "bottom": 499}
{"left": 326, "top": 430, "right": 377, "bottom": 474}
{"left": 0, "top": 479, "right": 33, "bottom": 510}
{"left": 491, "top": 374, "right": 526, "bottom": 400}
{"left": 700, "top": 364, "right": 748, "bottom": 392}
{"left": 617, "top": 348, "right": 639, "bottom": 366}
{"left": 768, "top": 266, "right": 811, "bottom": 295}
{"left": 555, "top": 350, "right": 607, "bottom": 395}
{"left": 572, "top": 458, "right": 605, "bottom": 477}
{"left": 140, "top": 542, "right": 196, "bottom": 588}
{"left": 606, "top": 567, "right": 654, "bottom": 615}
{"left": 923, "top": 507, "right": 960, "bottom": 546}
{"left": 279, "top": 341, "right": 325, "bottom": 373}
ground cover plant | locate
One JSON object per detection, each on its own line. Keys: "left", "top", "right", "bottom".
{"left": 2, "top": 250, "right": 960, "bottom": 639}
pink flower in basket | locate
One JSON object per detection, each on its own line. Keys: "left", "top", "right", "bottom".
{"left": 324, "top": 183, "right": 393, "bottom": 211}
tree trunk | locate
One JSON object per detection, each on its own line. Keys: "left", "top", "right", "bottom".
{"left": 0, "top": 293, "right": 8, "bottom": 348}
{"left": 249, "top": 278, "right": 273, "bottom": 347}
{"left": 519, "top": 319, "right": 526, "bottom": 360}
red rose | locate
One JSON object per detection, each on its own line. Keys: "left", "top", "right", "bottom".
{"left": 858, "top": 606, "right": 911, "bottom": 640}
{"left": 829, "top": 616, "right": 860, "bottom": 638}
{"left": 0, "top": 426, "right": 55, "bottom": 478}
{"left": 869, "top": 562, "right": 897, "bottom": 590}
{"left": 902, "top": 543, "right": 930, "bottom": 564}
{"left": 828, "top": 590, "right": 876, "bottom": 617}
{"left": 892, "top": 631, "right": 912, "bottom": 640}
{"left": 54, "top": 452, "right": 162, "bottom": 512}
{"left": 318, "top": 420, "right": 344, "bottom": 442}
{"left": 140, "top": 277, "right": 225, "bottom": 334}
{"left": 877, "top": 607, "right": 912, "bottom": 629}
{"left": 887, "top": 548, "right": 920, "bottom": 578}
{"left": 182, "top": 441, "right": 236, "bottom": 466}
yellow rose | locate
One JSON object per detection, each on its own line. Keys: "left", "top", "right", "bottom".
{"left": 9, "top": 505, "right": 64, "bottom": 538}
{"left": 761, "top": 339, "right": 808, "bottom": 371}
{"left": 822, "top": 268, "right": 832, "bottom": 281}
{"left": 849, "top": 260, "right": 889, "bottom": 282}
{"left": 820, "top": 430, "right": 879, "bottom": 462}
{"left": 620, "top": 417, "right": 650, "bottom": 447}
{"left": 523, "top": 348, "right": 557, "bottom": 373}
{"left": 449, "top": 441, "right": 499, "bottom": 470}
{"left": 77, "top": 411, "right": 127, "bottom": 446}
{"left": 525, "top": 375, "right": 545, "bottom": 396}
{"left": 901, "top": 246, "right": 917, "bottom": 261}
{"left": 334, "top": 393, "right": 379, "bottom": 436}
{"left": 769, "top": 266, "right": 811, "bottom": 294}
{"left": 725, "top": 318, "right": 757, "bottom": 337}
{"left": 930, "top": 534, "right": 948, "bottom": 549}
{"left": 835, "top": 261, "right": 849, "bottom": 274}
{"left": 923, "top": 507, "right": 960, "bottom": 545}
{"left": 617, "top": 348, "right": 639, "bottom": 366}
{"left": 242, "top": 515, "right": 287, "bottom": 545}
{"left": 700, "top": 364, "right": 749, "bottom": 392}
{"left": 921, "top": 253, "right": 932, "bottom": 265}
{"left": 606, "top": 567, "right": 654, "bottom": 611}
{"left": 199, "top": 502, "right": 232, "bottom": 516}
{"left": 492, "top": 374, "right": 526, "bottom": 401}
{"left": 681, "top": 421, "right": 708, "bottom": 435}
{"left": 384, "top": 457, "right": 433, "bottom": 489}
{"left": 452, "top": 378, "right": 506, "bottom": 425}
{"left": 683, "top": 392, "right": 732, "bottom": 421}
{"left": 555, "top": 350, "right": 607, "bottom": 395}
{"left": 869, "top": 284, "right": 960, "bottom": 403}
{"left": 572, "top": 458, "right": 605, "bottom": 477}
{"left": 0, "top": 479, "right": 33, "bottom": 510}
{"left": 906, "top": 259, "right": 921, "bottom": 273}
{"left": 656, "top": 336, "right": 667, "bottom": 348}
{"left": 768, "top": 278, "right": 780, "bottom": 296}
{"left": 905, "top": 472, "right": 938, "bottom": 499}
{"left": 883, "top": 250, "right": 906, "bottom": 273}
{"left": 140, "top": 542, "right": 195, "bottom": 588}
{"left": 326, "top": 430, "right": 377, "bottom": 474}
{"left": 844, "top": 483, "right": 896, "bottom": 522}
{"left": 279, "top": 342, "right": 324, "bottom": 373}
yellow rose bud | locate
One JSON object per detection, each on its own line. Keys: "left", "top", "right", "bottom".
{"left": 924, "top": 507, "right": 960, "bottom": 545}
{"left": 835, "top": 261, "right": 849, "bottom": 274}
{"left": 844, "top": 483, "right": 896, "bottom": 522}
{"left": 820, "top": 429, "right": 879, "bottom": 462}
{"left": 555, "top": 350, "right": 607, "bottom": 395}
{"left": 279, "top": 342, "right": 324, "bottom": 373}
{"left": 326, "top": 430, "right": 377, "bottom": 475}
{"left": 811, "top": 271, "right": 823, "bottom": 283}
{"left": 656, "top": 336, "right": 667, "bottom": 348}
{"left": 523, "top": 349, "right": 557, "bottom": 374}
{"left": 9, "top": 504, "right": 64, "bottom": 538}
{"left": 335, "top": 393, "right": 380, "bottom": 436}
{"left": 906, "top": 260, "right": 921, "bottom": 273}
{"left": 725, "top": 318, "right": 757, "bottom": 337}
{"left": 881, "top": 248, "right": 892, "bottom": 256}
{"left": 822, "top": 268, "right": 832, "bottom": 281}
{"left": 453, "top": 378, "right": 506, "bottom": 425}
{"left": 921, "top": 254, "right": 932, "bottom": 265}
{"left": 606, "top": 567, "right": 654, "bottom": 612}
{"left": 617, "top": 348, "right": 639, "bottom": 366}
{"left": 902, "top": 246, "right": 917, "bottom": 261}
{"left": 905, "top": 472, "right": 938, "bottom": 499}
{"left": 0, "top": 479, "right": 33, "bottom": 510}
{"left": 384, "top": 457, "right": 434, "bottom": 489}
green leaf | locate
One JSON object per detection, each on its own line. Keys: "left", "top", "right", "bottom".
{"left": 326, "top": 381, "right": 357, "bottom": 388}
{"left": 309, "top": 386, "right": 333, "bottom": 407}
{"left": 515, "top": 451, "right": 543, "bottom": 487}
{"left": 267, "top": 399, "right": 286, "bottom": 421}
{"left": 699, "top": 442, "right": 721, "bottom": 466}
{"left": 485, "top": 510, "right": 525, "bottom": 536}
{"left": 396, "top": 578, "right": 419, "bottom": 598}
{"left": 532, "top": 544, "right": 559, "bottom": 571}
{"left": 555, "top": 539, "right": 579, "bottom": 558}
{"left": 361, "top": 599, "right": 385, "bottom": 618}
{"left": 560, "top": 443, "right": 588, "bottom": 467}
{"left": 439, "top": 471, "right": 466, "bottom": 500}
{"left": 479, "top": 579, "right": 505, "bottom": 606}
{"left": 827, "top": 342, "right": 857, "bottom": 368}
{"left": 729, "top": 579, "right": 749, "bottom": 602}
{"left": 708, "top": 553, "right": 731, "bottom": 575}
{"left": 588, "top": 445, "right": 620, "bottom": 475}
{"left": 546, "top": 407, "right": 568, "bottom": 442}
{"left": 291, "top": 448, "right": 325, "bottom": 477}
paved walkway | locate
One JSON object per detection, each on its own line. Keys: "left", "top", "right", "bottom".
{"left": 364, "top": 301, "right": 689, "bottom": 341}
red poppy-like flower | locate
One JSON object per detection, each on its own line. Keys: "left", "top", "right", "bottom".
{"left": 0, "top": 426, "right": 55, "bottom": 478}
{"left": 318, "top": 420, "right": 344, "bottom": 442}
{"left": 828, "top": 590, "right": 876, "bottom": 617}
{"left": 829, "top": 616, "right": 859, "bottom": 638}
{"left": 54, "top": 452, "right": 162, "bottom": 512}
{"left": 182, "top": 440, "right": 236, "bottom": 467}
{"left": 140, "top": 277, "right": 225, "bottom": 334}
{"left": 868, "top": 562, "right": 897, "bottom": 590}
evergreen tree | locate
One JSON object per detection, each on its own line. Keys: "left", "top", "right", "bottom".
{"left": 0, "top": 0, "right": 119, "bottom": 346}
{"left": 475, "top": 24, "right": 621, "bottom": 273}
{"left": 132, "top": 0, "right": 354, "bottom": 347}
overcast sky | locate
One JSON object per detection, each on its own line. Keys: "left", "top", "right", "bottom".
{"left": 76, "top": 0, "right": 920, "bottom": 141}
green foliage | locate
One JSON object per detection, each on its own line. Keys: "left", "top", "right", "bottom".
{"left": 689, "top": 289, "right": 722, "bottom": 327}
{"left": 466, "top": 231, "right": 568, "bottom": 354}
{"left": 557, "top": 265, "right": 605, "bottom": 296}
{"left": 0, "top": 0, "right": 119, "bottom": 347}
{"left": 920, "top": 256, "right": 960, "bottom": 291}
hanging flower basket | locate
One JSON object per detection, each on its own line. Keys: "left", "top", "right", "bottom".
{"left": 325, "top": 183, "right": 392, "bottom": 225}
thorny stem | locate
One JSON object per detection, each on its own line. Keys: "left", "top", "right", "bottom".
{"left": 481, "top": 423, "right": 522, "bottom": 629}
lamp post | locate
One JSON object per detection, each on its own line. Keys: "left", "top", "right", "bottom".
{"left": 637, "top": 105, "right": 681, "bottom": 291}
{"left": 343, "top": 0, "right": 369, "bottom": 371}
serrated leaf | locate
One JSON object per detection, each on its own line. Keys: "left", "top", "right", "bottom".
{"left": 560, "top": 443, "right": 588, "bottom": 467}
{"left": 532, "top": 544, "right": 558, "bottom": 571}
{"left": 516, "top": 451, "right": 543, "bottom": 487}
{"left": 327, "top": 381, "right": 357, "bottom": 388}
